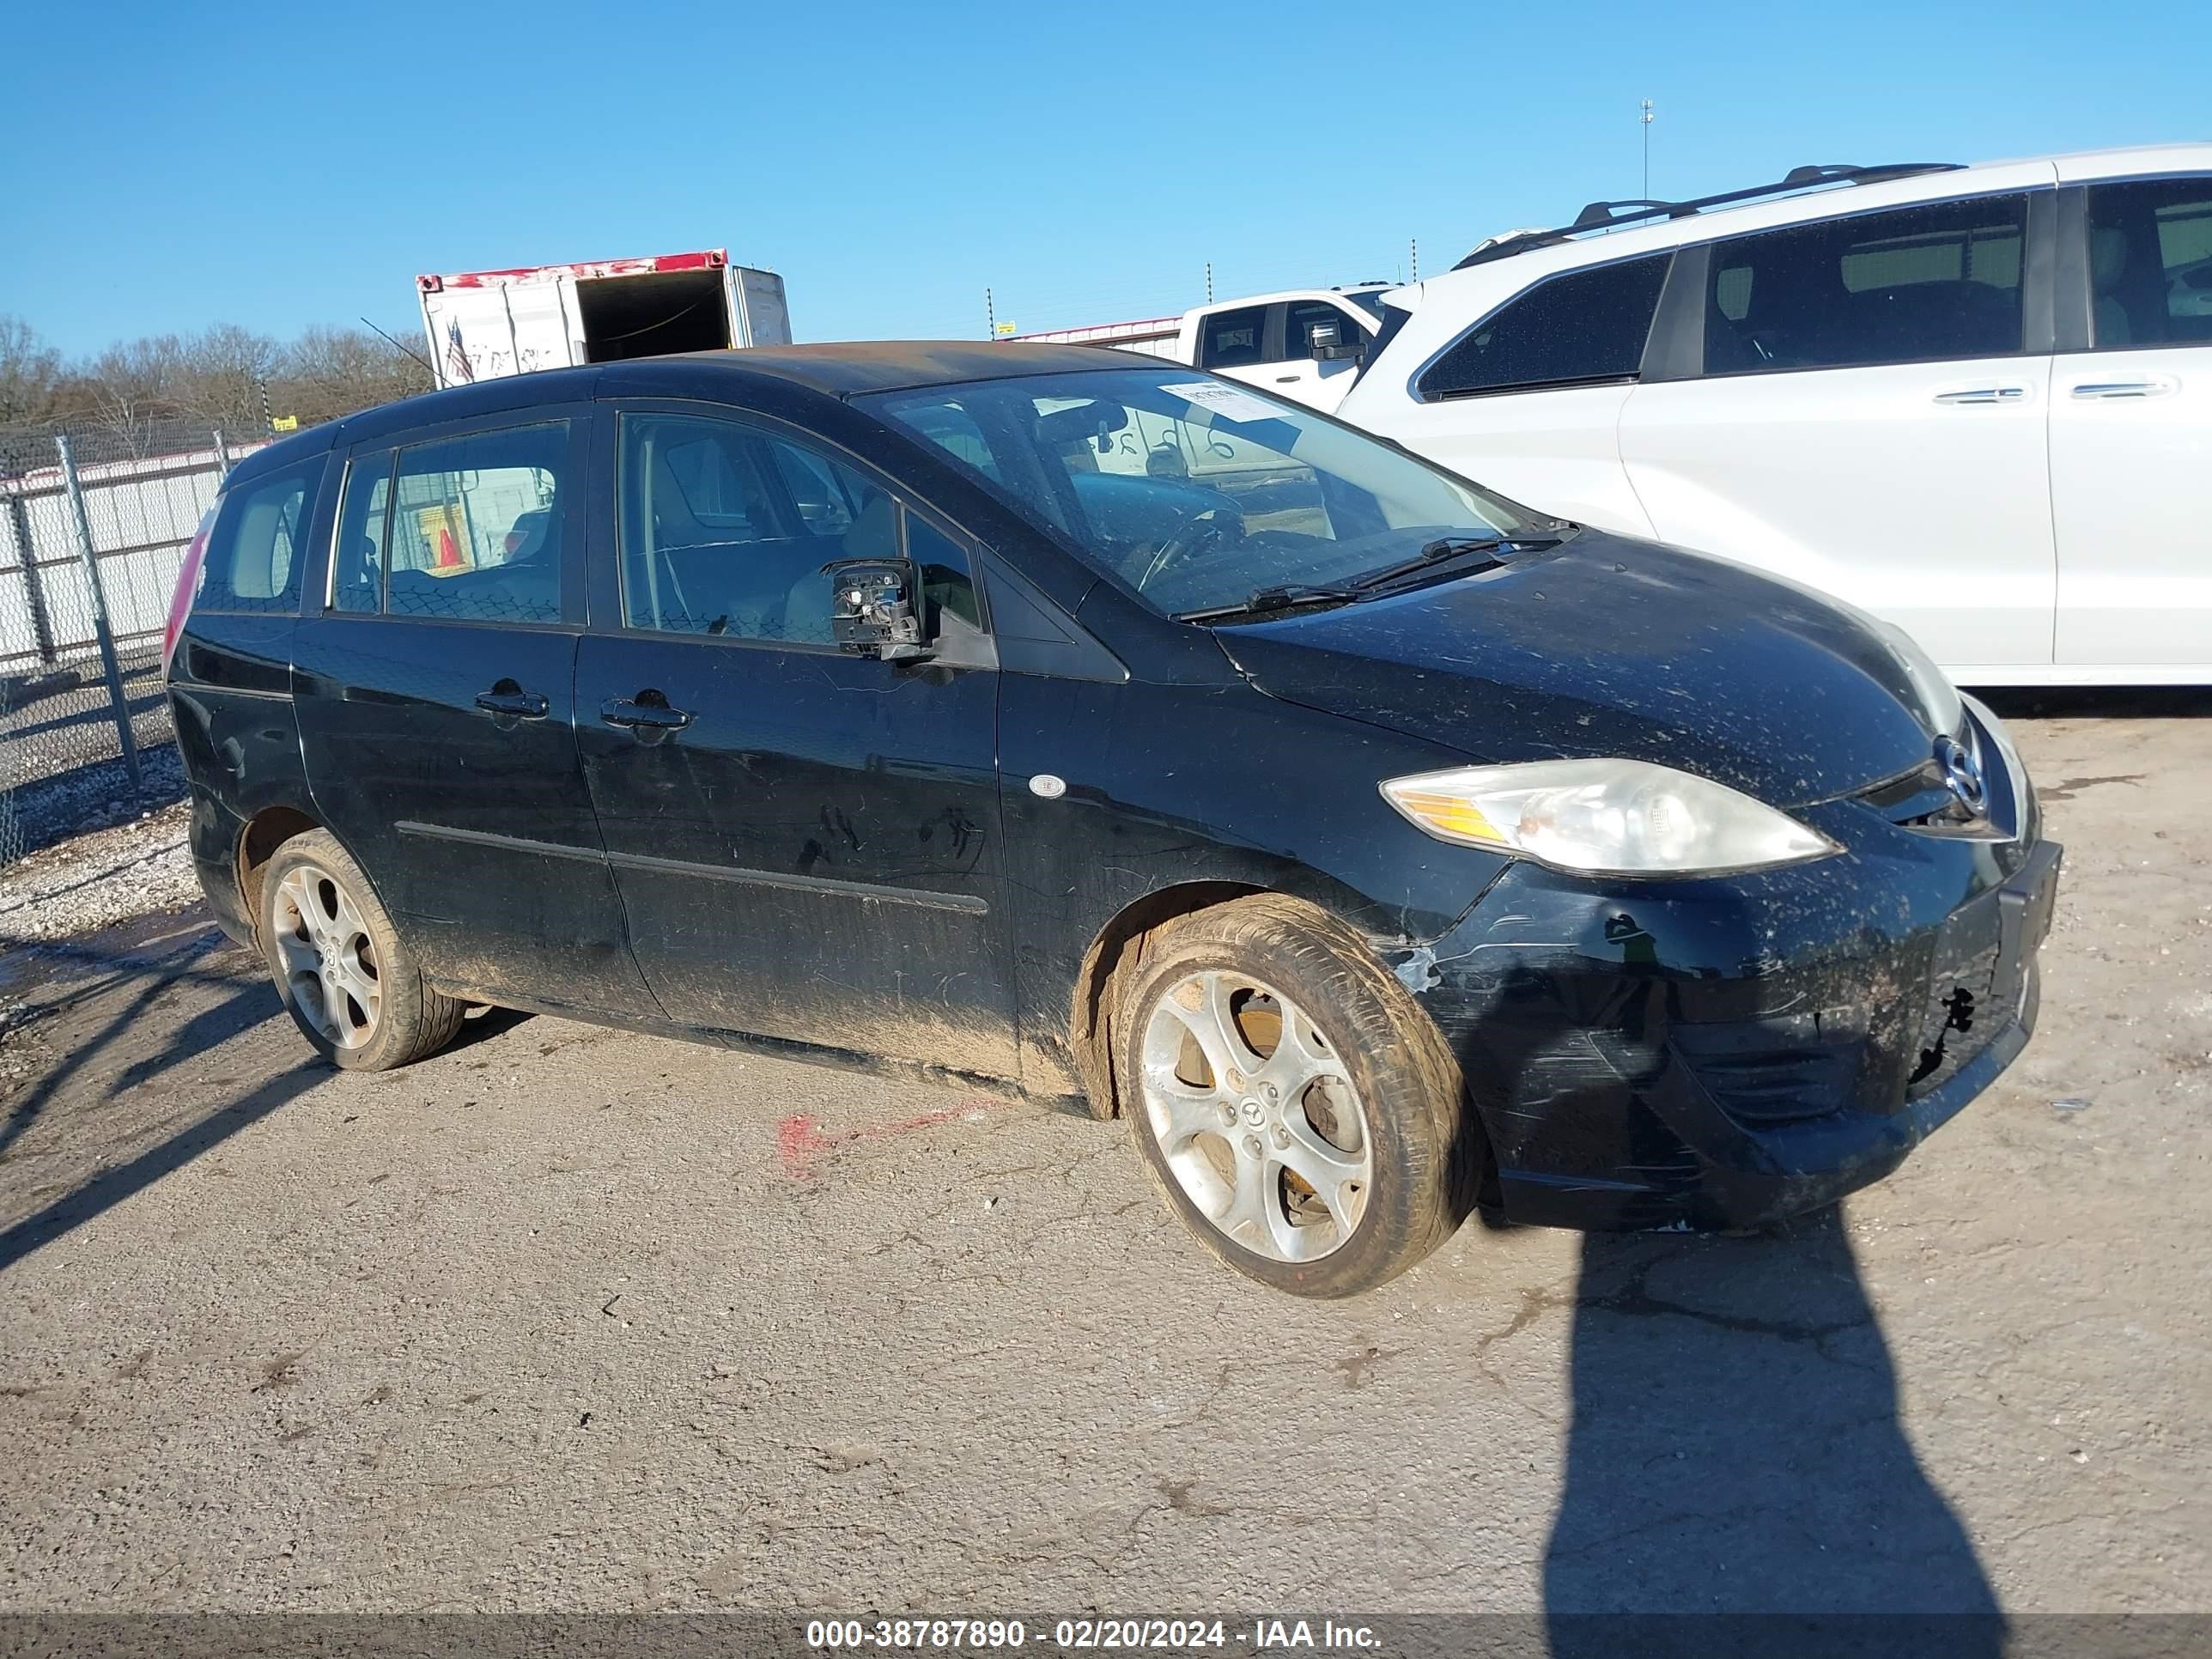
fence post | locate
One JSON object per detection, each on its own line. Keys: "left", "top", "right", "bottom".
{"left": 54, "top": 433, "right": 143, "bottom": 791}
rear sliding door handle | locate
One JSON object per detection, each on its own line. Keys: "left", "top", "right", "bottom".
{"left": 1931, "top": 385, "right": 2030, "bottom": 405}
{"left": 600, "top": 695, "right": 693, "bottom": 732}
{"left": 2070, "top": 376, "right": 2179, "bottom": 400}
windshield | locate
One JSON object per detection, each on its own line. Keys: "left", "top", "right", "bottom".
{"left": 860, "top": 365, "right": 1541, "bottom": 618}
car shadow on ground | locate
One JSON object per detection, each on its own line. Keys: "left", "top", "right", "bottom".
{"left": 0, "top": 916, "right": 544, "bottom": 1275}
{"left": 1544, "top": 1210, "right": 2003, "bottom": 1654}
{"left": 0, "top": 923, "right": 325, "bottom": 1273}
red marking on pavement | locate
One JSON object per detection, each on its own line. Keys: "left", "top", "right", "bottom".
{"left": 775, "top": 1098, "right": 999, "bottom": 1182}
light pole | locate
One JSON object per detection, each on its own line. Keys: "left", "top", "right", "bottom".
{"left": 1641, "top": 99, "right": 1655, "bottom": 199}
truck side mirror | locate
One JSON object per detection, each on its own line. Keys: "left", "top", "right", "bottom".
{"left": 825, "top": 557, "right": 927, "bottom": 661}
{"left": 1308, "top": 321, "right": 1363, "bottom": 362}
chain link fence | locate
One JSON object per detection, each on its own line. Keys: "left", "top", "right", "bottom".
{"left": 0, "top": 417, "right": 272, "bottom": 866}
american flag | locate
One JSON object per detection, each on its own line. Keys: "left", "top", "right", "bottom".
{"left": 444, "top": 320, "right": 474, "bottom": 385}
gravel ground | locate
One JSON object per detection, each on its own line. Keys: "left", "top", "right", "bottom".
{"left": 0, "top": 786, "right": 197, "bottom": 945}
{"left": 0, "top": 704, "right": 2206, "bottom": 1620}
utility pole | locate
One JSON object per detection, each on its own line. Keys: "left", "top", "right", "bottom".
{"left": 1205, "top": 262, "right": 1213, "bottom": 306}
{"left": 1641, "top": 98, "right": 1655, "bottom": 198}
{"left": 1410, "top": 237, "right": 1419, "bottom": 281}
{"left": 985, "top": 287, "right": 995, "bottom": 342}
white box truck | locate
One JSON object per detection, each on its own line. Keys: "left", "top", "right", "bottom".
{"left": 416, "top": 249, "right": 792, "bottom": 388}
{"left": 1012, "top": 284, "right": 1395, "bottom": 412}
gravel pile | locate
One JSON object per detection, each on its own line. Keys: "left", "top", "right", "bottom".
{"left": 0, "top": 795, "right": 202, "bottom": 945}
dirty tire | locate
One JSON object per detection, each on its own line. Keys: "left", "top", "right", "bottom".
{"left": 258, "top": 830, "right": 465, "bottom": 1073}
{"left": 1114, "top": 893, "right": 1472, "bottom": 1297}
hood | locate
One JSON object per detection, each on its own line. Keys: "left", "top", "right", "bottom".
{"left": 1212, "top": 532, "right": 1944, "bottom": 806}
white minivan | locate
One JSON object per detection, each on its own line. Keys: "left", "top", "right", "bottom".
{"left": 1337, "top": 145, "right": 2212, "bottom": 685}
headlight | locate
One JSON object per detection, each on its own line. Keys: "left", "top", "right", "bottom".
{"left": 1379, "top": 759, "right": 1839, "bottom": 878}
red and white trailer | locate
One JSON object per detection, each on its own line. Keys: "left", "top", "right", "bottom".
{"left": 416, "top": 249, "right": 791, "bottom": 388}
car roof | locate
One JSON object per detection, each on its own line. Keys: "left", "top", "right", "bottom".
{"left": 1206, "top": 284, "right": 1395, "bottom": 308}
{"left": 645, "top": 339, "right": 1127, "bottom": 395}
{"left": 222, "top": 341, "right": 1139, "bottom": 487}
{"left": 1434, "top": 143, "right": 2212, "bottom": 295}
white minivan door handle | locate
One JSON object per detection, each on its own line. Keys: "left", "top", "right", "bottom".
{"left": 2070, "top": 375, "right": 2179, "bottom": 400}
{"left": 1932, "top": 385, "right": 2030, "bottom": 405}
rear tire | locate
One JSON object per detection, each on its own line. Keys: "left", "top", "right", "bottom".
{"left": 258, "top": 830, "right": 465, "bottom": 1072}
{"left": 1113, "top": 894, "right": 1472, "bottom": 1297}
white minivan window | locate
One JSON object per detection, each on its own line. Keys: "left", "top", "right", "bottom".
{"left": 2085, "top": 177, "right": 2212, "bottom": 349}
{"left": 1704, "top": 194, "right": 2030, "bottom": 374}
{"left": 1418, "top": 253, "right": 1672, "bottom": 400}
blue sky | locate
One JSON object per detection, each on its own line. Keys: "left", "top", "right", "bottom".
{"left": 3, "top": 0, "right": 2205, "bottom": 357}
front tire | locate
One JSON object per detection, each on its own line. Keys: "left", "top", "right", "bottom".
{"left": 1114, "top": 894, "right": 1472, "bottom": 1297}
{"left": 258, "top": 830, "right": 465, "bottom": 1072}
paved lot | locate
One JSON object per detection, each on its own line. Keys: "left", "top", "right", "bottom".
{"left": 0, "top": 701, "right": 2207, "bottom": 1615}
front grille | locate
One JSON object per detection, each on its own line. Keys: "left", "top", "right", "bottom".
{"left": 1907, "top": 939, "right": 2002, "bottom": 1099}
{"left": 1859, "top": 757, "right": 1984, "bottom": 831}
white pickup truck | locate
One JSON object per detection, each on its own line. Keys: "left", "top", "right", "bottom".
{"left": 1013, "top": 285, "right": 1393, "bottom": 413}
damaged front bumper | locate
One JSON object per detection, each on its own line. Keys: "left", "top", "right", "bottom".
{"left": 1399, "top": 791, "right": 2062, "bottom": 1233}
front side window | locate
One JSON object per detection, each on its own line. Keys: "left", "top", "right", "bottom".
{"left": 862, "top": 366, "right": 1539, "bottom": 620}
{"left": 2085, "top": 177, "right": 2212, "bottom": 349}
{"left": 1198, "top": 306, "right": 1269, "bottom": 369}
{"left": 198, "top": 464, "right": 313, "bottom": 614}
{"left": 618, "top": 412, "right": 975, "bottom": 645}
{"left": 1705, "top": 193, "right": 2029, "bottom": 374}
{"left": 1419, "top": 253, "right": 1672, "bottom": 399}
{"left": 1285, "top": 301, "right": 1364, "bottom": 357}
{"left": 344, "top": 422, "right": 571, "bottom": 625}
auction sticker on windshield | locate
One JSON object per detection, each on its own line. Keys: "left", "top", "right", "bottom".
{"left": 1161, "top": 380, "right": 1285, "bottom": 424}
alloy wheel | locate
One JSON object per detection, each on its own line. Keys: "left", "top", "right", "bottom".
{"left": 270, "top": 863, "right": 382, "bottom": 1049}
{"left": 1138, "top": 970, "right": 1372, "bottom": 1261}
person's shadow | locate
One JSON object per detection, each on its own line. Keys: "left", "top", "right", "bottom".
{"left": 1544, "top": 1208, "right": 2004, "bottom": 1658}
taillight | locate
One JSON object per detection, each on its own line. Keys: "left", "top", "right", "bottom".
{"left": 163, "top": 507, "right": 218, "bottom": 679}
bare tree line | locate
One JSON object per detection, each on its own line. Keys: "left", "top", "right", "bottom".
{"left": 0, "top": 313, "right": 434, "bottom": 458}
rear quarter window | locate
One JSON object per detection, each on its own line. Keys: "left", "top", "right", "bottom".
{"left": 196, "top": 463, "right": 317, "bottom": 613}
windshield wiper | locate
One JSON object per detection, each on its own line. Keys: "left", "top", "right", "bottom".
{"left": 1174, "top": 583, "right": 1361, "bottom": 624}
{"left": 1348, "top": 534, "right": 1560, "bottom": 592}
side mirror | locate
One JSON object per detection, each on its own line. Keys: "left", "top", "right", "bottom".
{"left": 1308, "top": 321, "right": 1363, "bottom": 363}
{"left": 825, "top": 557, "right": 927, "bottom": 661}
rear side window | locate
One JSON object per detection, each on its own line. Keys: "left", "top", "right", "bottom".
{"left": 329, "top": 451, "right": 392, "bottom": 615}
{"left": 197, "top": 464, "right": 314, "bottom": 614}
{"left": 1419, "top": 253, "right": 1672, "bottom": 399}
{"left": 1198, "top": 306, "right": 1269, "bottom": 369}
{"left": 2085, "top": 176, "right": 2212, "bottom": 349}
{"left": 364, "top": 422, "right": 569, "bottom": 625}
{"left": 1705, "top": 193, "right": 2029, "bottom": 374}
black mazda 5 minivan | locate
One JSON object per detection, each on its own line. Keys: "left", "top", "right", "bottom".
{"left": 166, "top": 343, "right": 2059, "bottom": 1297}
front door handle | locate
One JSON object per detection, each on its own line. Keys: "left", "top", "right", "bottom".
{"left": 474, "top": 684, "right": 549, "bottom": 720}
{"left": 1932, "top": 385, "right": 2029, "bottom": 405}
{"left": 2070, "top": 375, "right": 2179, "bottom": 400}
{"left": 600, "top": 694, "right": 693, "bottom": 732}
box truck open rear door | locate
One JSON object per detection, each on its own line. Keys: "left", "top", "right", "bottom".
{"left": 418, "top": 251, "right": 792, "bottom": 387}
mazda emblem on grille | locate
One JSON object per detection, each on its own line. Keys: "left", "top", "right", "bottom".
{"left": 1934, "top": 733, "right": 1987, "bottom": 814}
